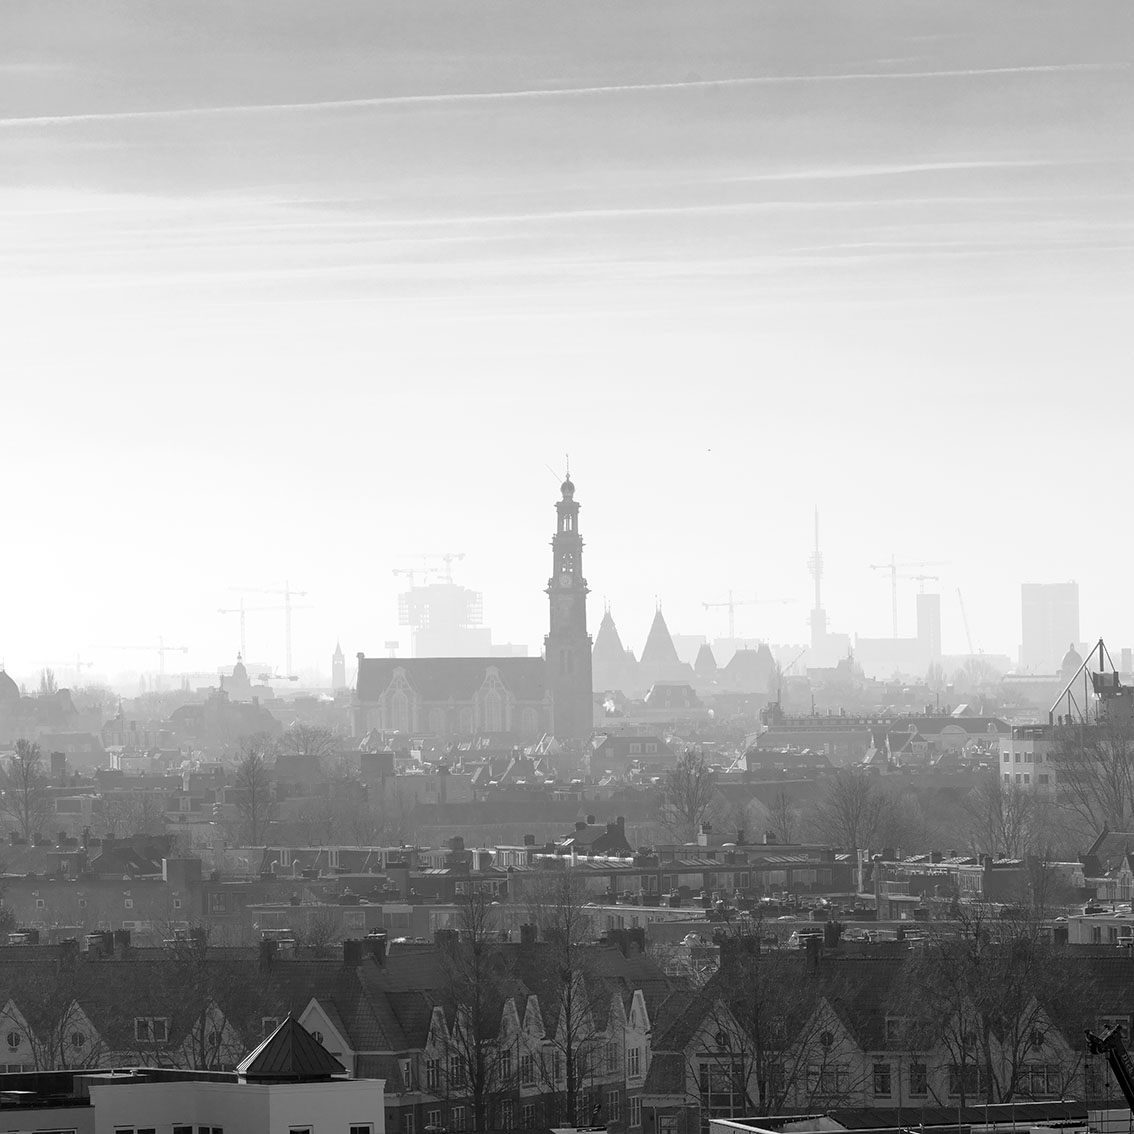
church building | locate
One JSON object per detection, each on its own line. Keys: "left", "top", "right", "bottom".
{"left": 353, "top": 477, "right": 593, "bottom": 741}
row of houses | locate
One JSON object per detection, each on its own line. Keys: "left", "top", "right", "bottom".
{"left": 2, "top": 929, "right": 1134, "bottom": 1133}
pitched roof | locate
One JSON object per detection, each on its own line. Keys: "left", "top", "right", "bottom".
{"left": 640, "top": 610, "right": 682, "bottom": 673}
{"left": 237, "top": 1015, "right": 345, "bottom": 1080}
{"left": 357, "top": 657, "right": 546, "bottom": 703}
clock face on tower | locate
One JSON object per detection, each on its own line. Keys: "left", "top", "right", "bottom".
{"left": 559, "top": 569, "right": 573, "bottom": 587}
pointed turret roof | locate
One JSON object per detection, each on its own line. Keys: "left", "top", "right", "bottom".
{"left": 694, "top": 643, "right": 718, "bottom": 677}
{"left": 592, "top": 608, "right": 640, "bottom": 694}
{"left": 640, "top": 609, "right": 681, "bottom": 671}
{"left": 237, "top": 1015, "right": 345, "bottom": 1082}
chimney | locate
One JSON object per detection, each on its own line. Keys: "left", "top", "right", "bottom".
{"left": 259, "top": 939, "right": 277, "bottom": 971}
{"left": 523, "top": 834, "right": 535, "bottom": 846}
{"left": 806, "top": 934, "right": 822, "bottom": 972}
{"left": 764, "top": 831, "right": 775, "bottom": 845}
{"left": 698, "top": 822, "right": 712, "bottom": 848}
{"left": 616, "top": 816, "right": 625, "bottom": 830}
{"left": 586, "top": 814, "right": 596, "bottom": 825}
{"left": 113, "top": 929, "right": 131, "bottom": 958}
{"left": 343, "top": 938, "right": 363, "bottom": 968}
{"left": 520, "top": 923, "right": 538, "bottom": 947}
{"left": 364, "top": 932, "right": 387, "bottom": 965}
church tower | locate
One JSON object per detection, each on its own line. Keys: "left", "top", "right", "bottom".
{"left": 332, "top": 641, "right": 346, "bottom": 691}
{"left": 545, "top": 475, "right": 593, "bottom": 739}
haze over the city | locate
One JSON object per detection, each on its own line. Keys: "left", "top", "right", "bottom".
{"left": 3, "top": 0, "right": 1132, "bottom": 682}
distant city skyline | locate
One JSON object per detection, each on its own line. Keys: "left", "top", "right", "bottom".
{"left": 3, "top": 1, "right": 1131, "bottom": 682}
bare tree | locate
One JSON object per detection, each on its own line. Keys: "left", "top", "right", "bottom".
{"left": 659, "top": 749, "right": 716, "bottom": 842}
{"left": 1051, "top": 718, "right": 1134, "bottom": 833}
{"left": 690, "top": 931, "right": 868, "bottom": 1117}
{"left": 526, "top": 869, "right": 605, "bottom": 1127}
{"left": 768, "top": 789, "right": 799, "bottom": 844}
{"left": 0, "top": 739, "right": 52, "bottom": 841}
{"left": 961, "top": 774, "right": 1038, "bottom": 858}
{"left": 892, "top": 907, "right": 1092, "bottom": 1105}
{"left": 38, "top": 668, "right": 58, "bottom": 696}
{"left": 278, "top": 723, "right": 338, "bottom": 765}
{"left": 438, "top": 888, "right": 514, "bottom": 1131}
{"left": 234, "top": 735, "right": 275, "bottom": 845}
{"left": 812, "top": 770, "right": 889, "bottom": 877}
{"left": 102, "top": 792, "right": 167, "bottom": 838}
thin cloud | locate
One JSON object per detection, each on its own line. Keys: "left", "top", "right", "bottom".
{"left": 0, "top": 62, "right": 1124, "bottom": 129}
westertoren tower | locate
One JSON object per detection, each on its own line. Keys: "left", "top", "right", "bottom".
{"left": 545, "top": 475, "right": 593, "bottom": 740}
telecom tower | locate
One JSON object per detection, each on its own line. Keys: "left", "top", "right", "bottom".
{"left": 808, "top": 507, "right": 827, "bottom": 651}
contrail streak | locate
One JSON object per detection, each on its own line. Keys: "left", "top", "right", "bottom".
{"left": 0, "top": 63, "right": 1123, "bottom": 129}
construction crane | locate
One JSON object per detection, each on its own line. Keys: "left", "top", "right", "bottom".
{"left": 393, "top": 552, "right": 466, "bottom": 587}
{"left": 219, "top": 597, "right": 310, "bottom": 661}
{"left": 37, "top": 656, "right": 94, "bottom": 685}
{"left": 1087, "top": 1025, "right": 1134, "bottom": 1113}
{"left": 956, "top": 587, "right": 976, "bottom": 655}
{"left": 868, "top": 556, "right": 947, "bottom": 637}
{"left": 238, "top": 581, "right": 307, "bottom": 680}
{"left": 91, "top": 638, "right": 189, "bottom": 689}
{"left": 702, "top": 591, "right": 788, "bottom": 639}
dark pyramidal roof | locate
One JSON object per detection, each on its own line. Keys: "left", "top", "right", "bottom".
{"left": 237, "top": 1015, "right": 346, "bottom": 1081}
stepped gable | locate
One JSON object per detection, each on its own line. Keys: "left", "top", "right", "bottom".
{"left": 694, "top": 643, "right": 718, "bottom": 677}
{"left": 237, "top": 1015, "right": 345, "bottom": 1081}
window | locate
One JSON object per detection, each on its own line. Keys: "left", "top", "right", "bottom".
{"left": 1022, "top": 1063, "right": 1061, "bottom": 1097}
{"left": 351, "top": 1128, "right": 375, "bottom": 1134}
{"left": 134, "top": 1017, "right": 169, "bottom": 1044}
{"left": 124, "top": 898, "right": 134, "bottom": 909}
{"left": 404, "top": 1114, "right": 415, "bottom": 1134}
{"left": 311, "top": 1030, "right": 324, "bottom": 1044}
{"left": 873, "top": 1062, "right": 892, "bottom": 1097}
{"left": 36, "top": 898, "right": 45, "bottom": 910}
{"left": 501, "top": 1048, "right": 513, "bottom": 1080}
{"left": 949, "top": 1063, "right": 983, "bottom": 1097}
{"left": 174, "top": 1127, "right": 193, "bottom": 1134}
{"left": 448, "top": 1053, "right": 464, "bottom": 1086}
{"left": 426, "top": 1110, "right": 442, "bottom": 1129}
{"left": 700, "top": 1063, "right": 745, "bottom": 1115}
{"left": 5, "top": 1031, "right": 21, "bottom": 1050}
{"left": 630, "top": 1096, "right": 643, "bottom": 1127}
{"left": 627, "top": 1046, "right": 642, "bottom": 1078}
{"left": 521, "top": 1051, "right": 535, "bottom": 1085}
{"left": 499, "top": 1100, "right": 514, "bottom": 1129}
{"left": 289, "top": 1128, "right": 313, "bottom": 1134}
{"left": 262, "top": 1016, "right": 281, "bottom": 1037}
{"left": 605, "top": 1040, "right": 619, "bottom": 1074}
{"left": 451, "top": 1106, "right": 466, "bottom": 1129}
{"left": 522, "top": 1102, "right": 538, "bottom": 1128}
{"left": 70, "top": 1031, "right": 86, "bottom": 1049}
{"left": 173, "top": 898, "right": 182, "bottom": 910}
{"left": 426, "top": 1057, "right": 440, "bottom": 1090}
{"left": 607, "top": 1089, "right": 622, "bottom": 1121}
{"left": 808, "top": 1064, "right": 848, "bottom": 1094}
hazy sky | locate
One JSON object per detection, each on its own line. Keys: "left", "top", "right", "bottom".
{"left": 2, "top": 1, "right": 1132, "bottom": 685}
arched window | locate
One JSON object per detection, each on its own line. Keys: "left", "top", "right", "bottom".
{"left": 484, "top": 690, "right": 503, "bottom": 733}
{"left": 391, "top": 690, "right": 410, "bottom": 732}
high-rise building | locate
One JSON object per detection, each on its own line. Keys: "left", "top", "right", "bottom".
{"left": 916, "top": 593, "right": 942, "bottom": 661}
{"left": 1020, "top": 582, "right": 1080, "bottom": 673}
{"left": 544, "top": 475, "right": 594, "bottom": 740}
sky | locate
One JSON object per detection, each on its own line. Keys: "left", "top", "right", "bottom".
{"left": 2, "top": 0, "right": 1132, "bottom": 687}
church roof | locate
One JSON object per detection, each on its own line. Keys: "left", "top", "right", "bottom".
{"left": 0, "top": 669, "right": 18, "bottom": 704}
{"left": 694, "top": 643, "right": 718, "bottom": 676}
{"left": 237, "top": 1015, "right": 345, "bottom": 1081}
{"left": 357, "top": 657, "right": 546, "bottom": 702}
{"left": 640, "top": 609, "right": 681, "bottom": 671}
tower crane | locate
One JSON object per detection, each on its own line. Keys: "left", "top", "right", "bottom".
{"left": 956, "top": 587, "right": 976, "bottom": 655}
{"left": 237, "top": 581, "right": 307, "bottom": 680}
{"left": 219, "top": 597, "right": 311, "bottom": 662}
{"left": 702, "top": 591, "right": 788, "bottom": 640}
{"left": 868, "top": 556, "right": 947, "bottom": 637}
{"left": 90, "top": 638, "right": 189, "bottom": 689}
{"left": 393, "top": 552, "right": 466, "bottom": 586}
